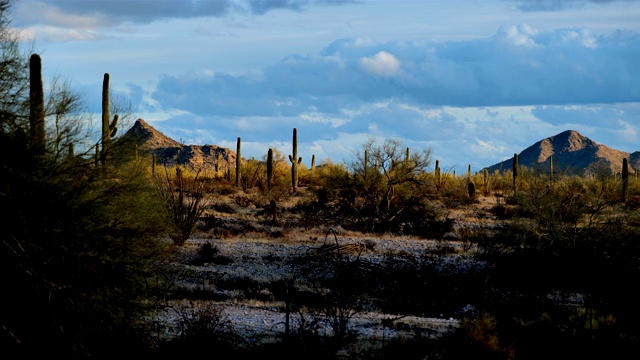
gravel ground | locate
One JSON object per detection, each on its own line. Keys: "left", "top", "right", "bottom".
{"left": 154, "top": 235, "right": 485, "bottom": 346}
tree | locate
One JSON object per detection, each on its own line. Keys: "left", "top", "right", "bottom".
{"left": 0, "top": 2, "right": 172, "bottom": 357}
{"left": 354, "top": 137, "right": 433, "bottom": 213}
{"left": 0, "top": 0, "right": 29, "bottom": 138}
{"left": 339, "top": 137, "right": 439, "bottom": 234}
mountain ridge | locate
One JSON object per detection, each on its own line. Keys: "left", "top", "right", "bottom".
{"left": 114, "top": 118, "right": 236, "bottom": 172}
{"left": 484, "top": 129, "right": 639, "bottom": 176}
{"left": 116, "top": 121, "right": 638, "bottom": 177}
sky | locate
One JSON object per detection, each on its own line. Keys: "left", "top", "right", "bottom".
{"left": 13, "top": 0, "right": 640, "bottom": 171}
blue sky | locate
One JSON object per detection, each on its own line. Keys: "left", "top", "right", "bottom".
{"left": 14, "top": 0, "right": 640, "bottom": 171}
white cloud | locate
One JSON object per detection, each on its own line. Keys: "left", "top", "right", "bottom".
{"left": 360, "top": 51, "right": 400, "bottom": 76}
{"left": 615, "top": 120, "right": 638, "bottom": 144}
{"left": 16, "top": 2, "right": 110, "bottom": 29}
{"left": 299, "top": 112, "right": 349, "bottom": 127}
{"left": 496, "top": 24, "right": 538, "bottom": 46}
{"left": 19, "top": 25, "right": 105, "bottom": 42}
{"left": 472, "top": 139, "right": 507, "bottom": 158}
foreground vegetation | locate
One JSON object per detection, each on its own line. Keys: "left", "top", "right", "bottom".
{"left": 2, "top": 1, "right": 640, "bottom": 358}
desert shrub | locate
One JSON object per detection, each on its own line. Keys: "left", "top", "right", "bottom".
{"left": 209, "top": 200, "right": 236, "bottom": 213}
{"left": 187, "top": 241, "right": 219, "bottom": 265}
{"left": 437, "top": 312, "right": 514, "bottom": 360}
{"left": 2, "top": 158, "right": 172, "bottom": 358}
{"left": 367, "top": 249, "right": 490, "bottom": 318}
{"left": 469, "top": 170, "right": 640, "bottom": 356}
{"left": 153, "top": 165, "right": 213, "bottom": 245}
{"left": 439, "top": 176, "right": 476, "bottom": 208}
{"left": 153, "top": 301, "right": 242, "bottom": 358}
{"left": 308, "top": 159, "right": 352, "bottom": 190}
{"left": 303, "top": 139, "right": 447, "bottom": 235}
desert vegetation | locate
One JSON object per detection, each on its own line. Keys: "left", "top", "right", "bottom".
{"left": 2, "top": 1, "right": 640, "bottom": 359}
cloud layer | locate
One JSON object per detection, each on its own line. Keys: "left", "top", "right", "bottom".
{"left": 15, "top": 0, "right": 640, "bottom": 170}
{"left": 143, "top": 24, "right": 639, "bottom": 168}
{"left": 152, "top": 26, "right": 639, "bottom": 112}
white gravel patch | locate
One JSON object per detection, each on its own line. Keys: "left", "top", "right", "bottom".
{"left": 158, "top": 236, "right": 484, "bottom": 344}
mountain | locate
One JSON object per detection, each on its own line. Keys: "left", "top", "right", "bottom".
{"left": 114, "top": 118, "right": 236, "bottom": 172}
{"left": 484, "top": 130, "right": 636, "bottom": 176}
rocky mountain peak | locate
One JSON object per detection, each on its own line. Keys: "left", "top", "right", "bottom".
{"left": 115, "top": 118, "right": 236, "bottom": 172}
{"left": 123, "top": 118, "right": 182, "bottom": 150}
{"left": 485, "top": 130, "right": 633, "bottom": 176}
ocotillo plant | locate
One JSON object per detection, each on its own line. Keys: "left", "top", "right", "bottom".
{"left": 267, "top": 148, "right": 274, "bottom": 191}
{"left": 512, "top": 153, "right": 518, "bottom": 194}
{"left": 29, "top": 53, "right": 45, "bottom": 156}
{"left": 101, "top": 73, "right": 119, "bottom": 170}
{"left": 288, "top": 128, "right": 302, "bottom": 192}
{"left": 236, "top": 137, "right": 241, "bottom": 187}
{"left": 622, "top": 157, "right": 629, "bottom": 203}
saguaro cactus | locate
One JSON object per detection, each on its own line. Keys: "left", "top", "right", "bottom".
{"left": 435, "top": 160, "right": 441, "bottom": 190}
{"left": 622, "top": 157, "right": 629, "bottom": 203}
{"left": 468, "top": 181, "right": 476, "bottom": 199}
{"left": 512, "top": 153, "right": 519, "bottom": 194}
{"left": 67, "top": 143, "right": 74, "bottom": 161}
{"left": 288, "top": 128, "right": 302, "bottom": 192}
{"left": 236, "top": 137, "right": 242, "bottom": 187}
{"left": 549, "top": 155, "right": 554, "bottom": 188}
{"left": 101, "top": 73, "right": 119, "bottom": 169}
{"left": 267, "top": 148, "right": 274, "bottom": 191}
{"left": 311, "top": 154, "right": 316, "bottom": 172}
{"left": 483, "top": 168, "right": 489, "bottom": 196}
{"left": 363, "top": 149, "right": 369, "bottom": 181}
{"left": 29, "top": 53, "right": 45, "bottom": 156}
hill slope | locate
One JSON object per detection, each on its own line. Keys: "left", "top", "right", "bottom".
{"left": 484, "top": 130, "right": 634, "bottom": 176}
{"left": 114, "top": 118, "right": 236, "bottom": 172}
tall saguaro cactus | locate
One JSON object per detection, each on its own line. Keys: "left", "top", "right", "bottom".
{"left": 236, "top": 137, "right": 242, "bottom": 187}
{"left": 363, "top": 149, "right": 369, "bottom": 182}
{"left": 622, "top": 157, "right": 629, "bottom": 203}
{"left": 483, "top": 168, "right": 490, "bottom": 196}
{"left": 29, "top": 53, "right": 45, "bottom": 156}
{"left": 435, "top": 160, "right": 441, "bottom": 190}
{"left": 267, "top": 148, "right": 274, "bottom": 191}
{"left": 288, "top": 128, "right": 302, "bottom": 192}
{"left": 512, "top": 153, "right": 519, "bottom": 194}
{"left": 549, "top": 155, "right": 554, "bottom": 188}
{"left": 101, "top": 73, "right": 119, "bottom": 170}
